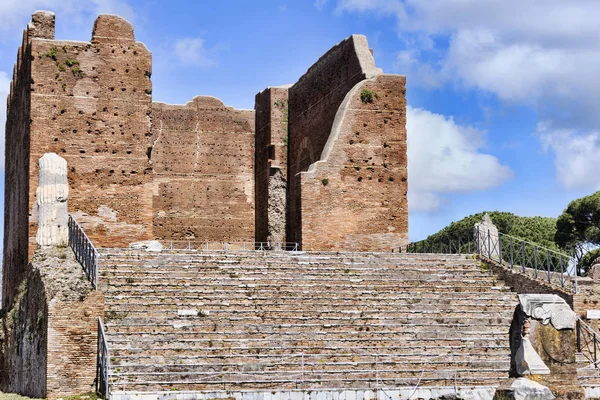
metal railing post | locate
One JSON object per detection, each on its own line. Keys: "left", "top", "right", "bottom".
{"left": 577, "top": 320, "right": 581, "bottom": 352}
{"left": 546, "top": 249, "right": 551, "bottom": 283}
{"left": 509, "top": 236, "right": 514, "bottom": 269}
{"left": 487, "top": 229, "right": 491, "bottom": 259}
{"left": 594, "top": 332, "right": 597, "bottom": 366}
{"left": 534, "top": 247, "right": 539, "bottom": 279}
{"left": 96, "top": 317, "right": 110, "bottom": 398}
{"left": 521, "top": 242, "right": 526, "bottom": 273}
{"left": 96, "top": 318, "right": 100, "bottom": 394}
{"left": 498, "top": 234, "right": 503, "bottom": 265}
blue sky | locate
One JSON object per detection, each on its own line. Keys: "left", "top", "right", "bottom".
{"left": 0, "top": 0, "right": 599, "bottom": 245}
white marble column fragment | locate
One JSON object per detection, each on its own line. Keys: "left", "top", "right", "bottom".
{"left": 36, "top": 153, "right": 69, "bottom": 247}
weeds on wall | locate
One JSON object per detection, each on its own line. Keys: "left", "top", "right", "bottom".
{"left": 360, "top": 89, "right": 379, "bottom": 104}
{"left": 40, "top": 46, "right": 85, "bottom": 91}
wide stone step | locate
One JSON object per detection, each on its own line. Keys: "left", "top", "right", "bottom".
{"left": 102, "top": 271, "right": 494, "bottom": 282}
{"left": 105, "top": 380, "right": 500, "bottom": 393}
{"left": 105, "top": 326, "right": 507, "bottom": 340}
{"left": 105, "top": 312, "right": 512, "bottom": 329}
{"left": 104, "top": 305, "right": 513, "bottom": 317}
{"left": 109, "top": 361, "right": 510, "bottom": 376}
{"left": 107, "top": 333, "right": 508, "bottom": 347}
{"left": 103, "top": 301, "right": 515, "bottom": 313}
{"left": 105, "top": 304, "right": 512, "bottom": 315}
{"left": 107, "top": 341, "right": 509, "bottom": 357}
{"left": 105, "top": 320, "right": 511, "bottom": 334}
{"left": 106, "top": 369, "right": 506, "bottom": 391}
{"left": 103, "top": 286, "right": 511, "bottom": 297}
{"left": 99, "top": 259, "right": 479, "bottom": 267}
{"left": 103, "top": 278, "right": 498, "bottom": 289}
{"left": 99, "top": 250, "right": 474, "bottom": 260}
{"left": 108, "top": 359, "right": 510, "bottom": 374}
{"left": 108, "top": 367, "right": 507, "bottom": 380}
{"left": 107, "top": 348, "right": 510, "bottom": 364}
{"left": 104, "top": 292, "right": 516, "bottom": 303}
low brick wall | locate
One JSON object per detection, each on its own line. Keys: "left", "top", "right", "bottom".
{"left": 483, "top": 259, "right": 574, "bottom": 307}
{"left": 0, "top": 247, "right": 104, "bottom": 398}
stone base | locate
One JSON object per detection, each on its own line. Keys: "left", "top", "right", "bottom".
{"left": 111, "top": 387, "right": 499, "bottom": 400}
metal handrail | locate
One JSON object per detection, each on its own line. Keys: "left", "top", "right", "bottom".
{"left": 68, "top": 215, "right": 99, "bottom": 289}
{"left": 578, "top": 317, "right": 600, "bottom": 369}
{"left": 96, "top": 317, "right": 110, "bottom": 397}
{"left": 476, "top": 227, "right": 576, "bottom": 293}
{"left": 398, "top": 226, "right": 577, "bottom": 293}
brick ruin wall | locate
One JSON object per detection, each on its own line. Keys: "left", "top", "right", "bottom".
{"left": 1, "top": 247, "right": 103, "bottom": 398}
{"left": 4, "top": 16, "right": 409, "bottom": 269}
{"left": 152, "top": 97, "right": 255, "bottom": 244}
{"left": 3, "top": 12, "right": 258, "bottom": 308}
{"left": 255, "top": 86, "right": 289, "bottom": 244}
{"left": 3, "top": 24, "right": 33, "bottom": 309}
{"left": 27, "top": 15, "right": 154, "bottom": 251}
{"left": 299, "top": 75, "right": 408, "bottom": 251}
{"left": 286, "top": 34, "right": 408, "bottom": 250}
{"left": 0, "top": 266, "right": 47, "bottom": 397}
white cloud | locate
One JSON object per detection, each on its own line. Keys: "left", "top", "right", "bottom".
{"left": 337, "top": 0, "right": 600, "bottom": 190}
{"left": 174, "top": 38, "right": 217, "bottom": 68}
{"left": 407, "top": 106, "right": 512, "bottom": 211}
{"left": 0, "top": 71, "right": 10, "bottom": 172}
{"left": 537, "top": 122, "right": 600, "bottom": 190}
{"left": 314, "top": 0, "right": 328, "bottom": 11}
{"left": 0, "top": 0, "right": 135, "bottom": 35}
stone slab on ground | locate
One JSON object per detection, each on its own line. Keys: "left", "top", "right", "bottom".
{"left": 129, "top": 240, "right": 163, "bottom": 252}
{"left": 493, "top": 378, "right": 555, "bottom": 400}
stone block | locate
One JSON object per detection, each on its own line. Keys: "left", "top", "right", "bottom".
{"left": 518, "top": 293, "right": 576, "bottom": 330}
{"left": 129, "top": 240, "right": 163, "bottom": 252}
{"left": 493, "top": 378, "right": 555, "bottom": 400}
{"left": 589, "top": 264, "right": 600, "bottom": 280}
{"left": 515, "top": 337, "right": 550, "bottom": 375}
{"left": 475, "top": 213, "right": 500, "bottom": 261}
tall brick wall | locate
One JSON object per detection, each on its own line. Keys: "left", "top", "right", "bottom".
{"left": 0, "top": 248, "right": 103, "bottom": 398}
{"left": 46, "top": 287, "right": 104, "bottom": 396}
{"left": 255, "top": 86, "right": 289, "bottom": 244}
{"left": 300, "top": 76, "right": 408, "bottom": 251}
{"left": 152, "top": 97, "right": 255, "bottom": 244}
{"left": 26, "top": 14, "right": 153, "bottom": 250}
{"left": 286, "top": 34, "right": 407, "bottom": 250}
{"left": 0, "top": 267, "right": 47, "bottom": 397}
{"left": 3, "top": 19, "right": 38, "bottom": 309}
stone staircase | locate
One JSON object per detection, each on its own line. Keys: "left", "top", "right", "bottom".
{"left": 578, "top": 352, "right": 600, "bottom": 398}
{"left": 98, "top": 250, "right": 517, "bottom": 395}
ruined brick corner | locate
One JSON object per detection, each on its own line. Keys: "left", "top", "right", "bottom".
{"left": 92, "top": 14, "right": 135, "bottom": 43}
{"left": 28, "top": 10, "right": 55, "bottom": 40}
